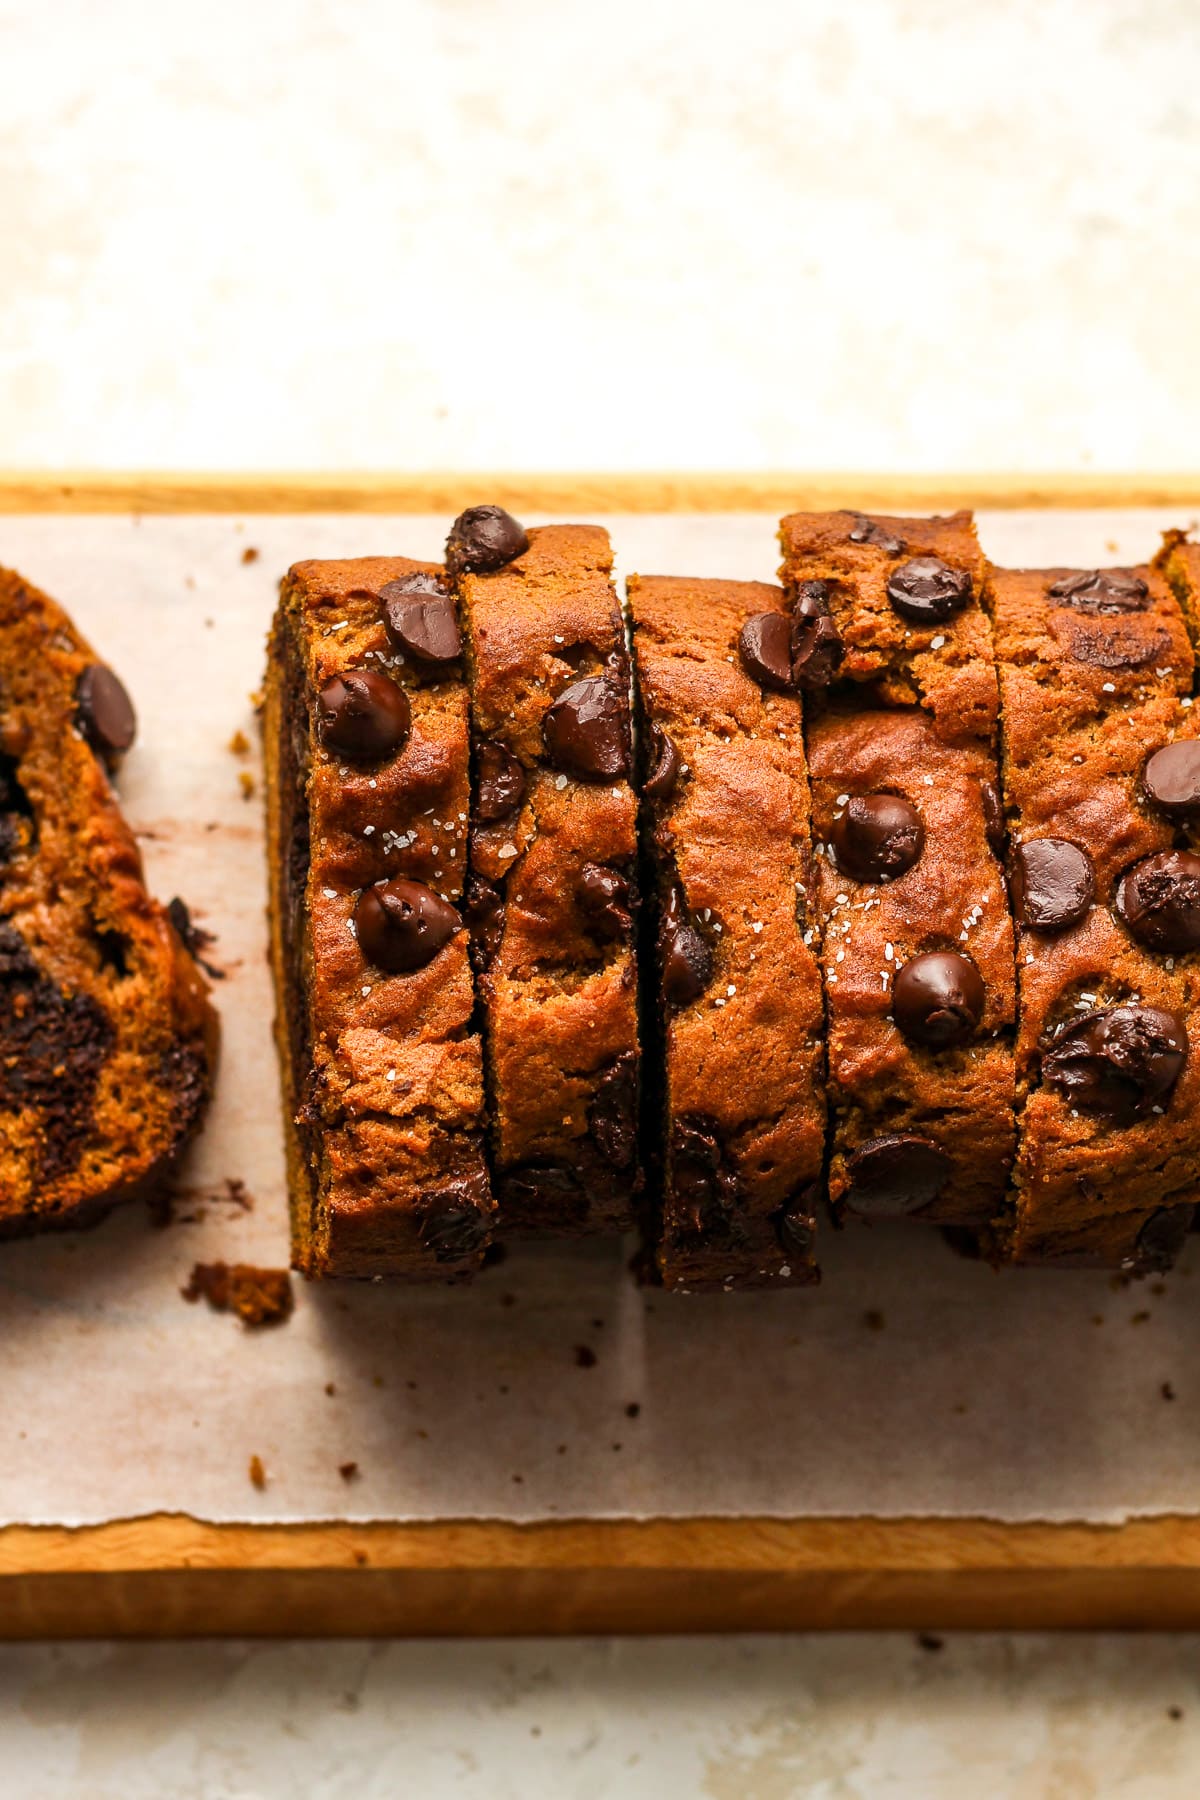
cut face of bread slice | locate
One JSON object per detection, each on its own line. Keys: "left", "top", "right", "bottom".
{"left": 0, "top": 566, "right": 218, "bottom": 1234}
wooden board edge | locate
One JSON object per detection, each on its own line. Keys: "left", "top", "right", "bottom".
{"left": 0, "top": 472, "right": 1199, "bottom": 514}
{"left": 3, "top": 1514, "right": 1200, "bottom": 1636}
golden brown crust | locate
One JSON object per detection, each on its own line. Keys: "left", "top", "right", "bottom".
{"left": 266, "top": 557, "right": 494, "bottom": 1279}
{"left": 628, "top": 575, "right": 825, "bottom": 1289}
{"left": 456, "top": 526, "right": 641, "bottom": 1234}
{"left": 778, "top": 508, "right": 997, "bottom": 744}
{"left": 0, "top": 565, "right": 216, "bottom": 1234}
{"left": 989, "top": 564, "right": 1200, "bottom": 1267}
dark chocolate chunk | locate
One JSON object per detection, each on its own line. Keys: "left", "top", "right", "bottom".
{"left": 1133, "top": 1205, "right": 1193, "bottom": 1274}
{"left": 738, "top": 611, "right": 794, "bottom": 692}
{"left": 659, "top": 883, "right": 712, "bottom": 1007}
{"left": 848, "top": 514, "right": 905, "bottom": 556}
{"left": 1116, "top": 851, "right": 1200, "bottom": 953}
{"left": 380, "top": 573, "right": 461, "bottom": 664}
{"left": 790, "top": 580, "right": 845, "bottom": 689}
{"left": 418, "top": 1177, "right": 492, "bottom": 1262}
{"left": 577, "top": 862, "right": 632, "bottom": 938}
{"left": 886, "top": 557, "right": 972, "bottom": 624}
{"left": 671, "top": 1118, "right": 737, "bottom": 1240}
{"left": 893, "top": 951, "right": 985, "bottom": 1049}
{"left": 829, "top": 793, "right": 924, "bottom": 884}
{"left": 643, "top": 723, "right": 682, "bottom": 800}
{"left": 588, "top": 1055, "right": 637, "bottom": 1169}
{"left": 445, "top": 505, "right": 528, "bottom": 577}
{"left": 1041, "top": 1003, "right": 1187, "bottom": 1125}
{"left": 1012, "top": 839, "right": 1095, "bottom": 932}
{"left": 475, "top": 739, "right": 526, "bottom": 822}
{"left": 843, "top": 1134, "right": 953, "bottom": 1217}
{"left": 1143, "top": 741, "right": 1200, "bottom": 818}
{"left": 317, "top": 670, "right": 411, "bottom": 760}
{"left": 464, "top": 873, "right": 505, "bottom": 969}
{"left": 1048, "top": 568, "right": 1150, "bottom": 613}
{"left": 777, "top": 1185, "right": 819, "bottom": 1260}
{"left": 0, "top": 921, "right": 114, "bottom": 1182}
{"left": 354, "top": 877, "right": 460, "bottom": 973}
{"left": 1066, "top": 623, "right": 1167, "bottom": 671}
{"left": 76, "top": 664, "right": 137, "bottom": 759}
{"left": 981, "top": 780, "right": 1006, "bottom": 857}
{"left": 543, "top": 678, "right": 630, "bottom": 781}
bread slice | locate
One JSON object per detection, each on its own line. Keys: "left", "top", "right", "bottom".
{"left": 0, "top": 565, "right": 217, "bottom": 1234}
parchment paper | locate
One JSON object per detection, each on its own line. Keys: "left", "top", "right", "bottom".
{"left": 1, "top": 508, "right": 1198, "bottom": 1528}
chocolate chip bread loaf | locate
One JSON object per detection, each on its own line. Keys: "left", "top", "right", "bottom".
{"left": 0, "top": 565, "right": 217, "bottom": 1235}
{"left": 987, "top": 562, "right": 1200, "bottom": 1270}
{"left": 265, "top": 556, "right": 495, "bottom": 1279}
{"left": 628, "top": 575, "right": 825, "bottom": 1289}
{"left": 450, "top": 512, "right": 641, "bottom": 1234}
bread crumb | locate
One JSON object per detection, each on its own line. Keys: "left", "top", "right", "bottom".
{"left": 228, "top": 729, "right": 252, "bottom": 756}
{"left": 241, "top": 546, "right": 260, "bottom": 564}
{"left": 574, "top": 1344, "right": 597, "bottom": 1368}
{"left": 249, "top": 1454, "right": 267, "bottom": 1490}
{"left": 338, "top": 1461, "right": 360, "bottom": 1482}
{"left": 181, "top": 1261, "right": 294, "bottom": 1327}
{"left": 238, "top": 770, "right": 256, "bottom": 801}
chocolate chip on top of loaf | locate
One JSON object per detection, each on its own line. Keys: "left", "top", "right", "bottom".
{"left": 265, "top": 556, "right": 495, "bottom": 1279}
{"left": 988, "top": 561, "right": 1200, "bottom": 1270}
{"left": 628, "top": 575, "right": 825, "bottom": 1290}
{"left": 778, "top": 508, "right": 997, "bottom": 745}
{"left": 451, "top": 514, "right": 641, "bottom": 1235}
{"left": 0, "top": 566, "right": 217, "bottom": 1235}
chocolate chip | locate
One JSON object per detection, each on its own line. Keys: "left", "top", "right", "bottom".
{"left": 577, "top": 863, "right": 632, "bottom": 938}
{"left": 643, "top": 724, "right": 682, "bottom": 800}
{"left": 1041, "top": 1003, "right": 1187, "bottom": 1125}
{"left": 738, "top": 611, "right": 794, "bottom": 691}
{"left": 1143, "top": 741, "right": 1200, "bottom": 818}
{"left": 1067, "top": 623, "right": 1167, "bottom": 670}
{"left": 475, "top": 739, "right": 526, "bottom": 821}
{"left": 829, "top": 793, "right": 924, "bottom": 883}
{"left": 844, "top": 1134, "right": 953, "bottom": 1217}
{"left": 1012, "top": 839, "right": 1094, "bottom": 932}
{"left": 777, "top": 1186, "right": 819, "bottom": 1259}
{"left": 589, "top": 1055, "right": 637, "bottom": 1169}
{"left": 1134, "top": 1205, "right": 1193, "bottom": 1274}
{"left": 542, "top": 678, "right": 630, "bottom": 781}
{"left": 671, "top": 1119, "right": 737, "bottom": 1239}
{"left": 981, "top": 780, "right": 1006, "bottom": 857}
{"left": 848, "top": 514, "right": 905, "bottom": 555}
{"left": 659, "top": 883, "right": 712, "bottom": 1006}
{"left": 791, "top": 580, "right": 845, "bottom": 689}
{"left": 465, "top": 873, "right": 506, "bottom": 969}
{"left": 1116, "top": 851, "right": 1200, "bottom": 953}
{"left": 76, "top": 664, "right": 137, "bottom": 758}
{"left": 354, "top": 877, "right": 460, "bottom": 972}
{"left": 317, "top": 670, "right": 411, "bottom": 760}
{"left": 893, "top": 951, "right": 985, "bottom": 1049}
{"left": 886, "top": 557, "right": 972, "bottom": 624}
{"left": 445, "top": 505, "right": 528, "bottom": 577}
{"left": 419, "top": 1177, "right": 492, "bottom": 1261}
{"left": 1048, "top": 569, "right": 1150, "bottom": 613}
{"left": 379, "top": 573, "right": 461, "bottom": 664}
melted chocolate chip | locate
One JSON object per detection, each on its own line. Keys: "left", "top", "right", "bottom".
{"left": 0, "top": 922, "right": 114, "bottom": 1181}
{"left": 671, "top": 1119, "right": 738, "bottom": 1240}
{"left": 379, "top": 573, "right": 461, "bottom": 664}
{"left": 843, "top": 1134, "right": 953, "bottom": 1217}
{"left": 1134, "top": 1205, "right": 1193, "bottom": 1274}
{"left": 893, "top": 951, "right": 985, "bottom": 1049}
{"left": 464, "top": 874, "right": 505, "bottom": 969}
{"left": 1067, "top": 623, "right": 1167, "bottom": 671}
{"left": 777, "top": 1185, "right": 819, "bottom": 1260}
{"left": 317, "top": 670, "right": 411, "bottom": 760}
{"left": 1116, "top": 851, "right": 1200, "bottom": 953}
{"left": 848, "top": 514, "right": 905, "bottom": 555}
{"left": 589, "top": 1055, "right": 637, "bottom": 1169}
{"left": 981, "top": 781, "right": 1006, "bottom": 857}
{"left": 1012, "top": 839, "right": 1094, "bottom": 932}
{"left": 1048, "top": 569, "right": 1150, "bottom": 613}
{"left": 829, "top": 793, "right": 924, "bottom": 883}
{"left": 886, "top": 557, "right": 972, "bottom": 624}
{"left": 542, "top": 678, "right": 630, "bottom": 781}
{"left": 354, "top": 877, "right": 460, "bottom": 973}
{"left": 418, "top": 1176, "right": 492, "bottom": 1262}
{"left": 643, "top": 724, "right": 682, "bottom": 800}
{"left": 791, "top": 580, "right": 845, "bottom": 689}
{"left": 1041, "top": 1003, "right": 1187, "bottom": 1125}
{"left": 444, "top": 505, "right": 528, "bottom": 577}
{"left": 1143, "top": 741, "right": 1200, "bottom": 818}
{"left": 475, "top": 739, "right": 526, "bottom": 821}
{"left": 659, "top": 883, "right": 712, "bottom": 1007}
{"left": 76, "top": 664, "right": 137, "bottom": 759}
{"left": 577, "top": 862, "right": 632, "bottom": 938}
{"left": 738, "top": 611, "right": 794, "bottom": 691}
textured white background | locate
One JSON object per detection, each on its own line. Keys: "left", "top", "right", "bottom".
{"left": 4, "top": 0, "right": 1200, "bottom": 1793}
